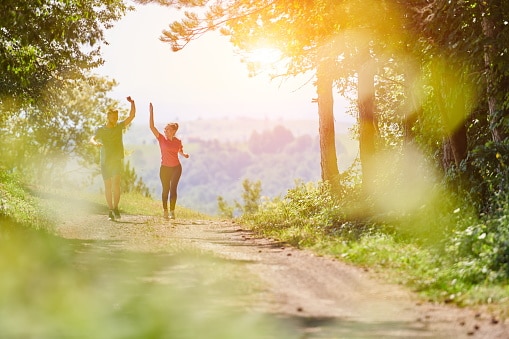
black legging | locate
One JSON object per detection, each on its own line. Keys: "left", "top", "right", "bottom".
{"left": 159, "top": 164, "right": 182, "bottom": 211}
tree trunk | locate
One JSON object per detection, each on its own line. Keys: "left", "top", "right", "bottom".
{"left": 436, "top": 75, "right": 468, "bottom": 169}
{"left": 442, "top": 123, "right": 467, "bottom": 169}
{"left": 450, "top": 123, "right": 468, "bottom": 166}
{"left": 481, "top": 2, "right": 507, "bottom": 142}
{"left": 316, "top": 59, "right": 340, "bottom": 194}
{"left": 402, "top": 67, "right": 419, "bottom": 146}
{"left": 358, "top": 57, "right": 376, "bottom": 192}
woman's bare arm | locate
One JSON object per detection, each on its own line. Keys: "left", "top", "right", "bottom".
{"left": 149, "top": 102, "right": 159, "bottom": 138}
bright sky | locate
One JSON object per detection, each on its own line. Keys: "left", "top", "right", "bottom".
{"left": 97, "top": 1, "right": 354, "bottom": 125}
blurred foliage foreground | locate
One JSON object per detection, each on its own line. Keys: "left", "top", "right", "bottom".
{"left": 0, "top": 171, "right": 291, "bottom": 338}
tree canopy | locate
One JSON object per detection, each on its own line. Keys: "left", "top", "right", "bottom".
{"left": 0, "top": 0, "right": 130, "bottom": 106}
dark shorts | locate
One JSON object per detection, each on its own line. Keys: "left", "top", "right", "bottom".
{"left": 101, "top": 158, "right": 122, "bottom": 180}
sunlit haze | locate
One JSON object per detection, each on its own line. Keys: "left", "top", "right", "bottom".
{"left": 97, "top": 2, "right": 354, "bottom": 126}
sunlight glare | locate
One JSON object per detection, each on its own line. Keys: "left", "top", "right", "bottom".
{"left": 247, "top": 47, "right": 282, "bottom": 66}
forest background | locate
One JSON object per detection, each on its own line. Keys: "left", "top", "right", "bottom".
{"left": 123, "top": 118, "right": 356, "bottom": 215}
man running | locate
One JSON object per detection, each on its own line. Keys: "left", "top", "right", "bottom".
{"left": 90, "top": 96, "right": 136, "bottom": 221}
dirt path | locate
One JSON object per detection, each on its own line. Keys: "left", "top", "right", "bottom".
{"left": 53, "top": 207, "right": 508, "bottom": 338}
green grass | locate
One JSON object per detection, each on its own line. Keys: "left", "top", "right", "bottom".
{"left": 0, "top": 170, "right": 54, "bottom": 230}
{"left": 0, "top": 171, "right": 291, "bottom": 338}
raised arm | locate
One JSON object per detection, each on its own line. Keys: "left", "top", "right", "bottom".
{"left": 124, "top": 96, "right": 136, "bottom": 126}
{"left": 149, "top": 102, "right": 159, "bottom": 138}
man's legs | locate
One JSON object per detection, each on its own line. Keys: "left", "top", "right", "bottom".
{"left": 103, "top": 177, "right": 120, "bottom": 220}
{"left": 112, "top": 174, "right": 121, "bottom": 211}
{"left": 103, "top": 159, "right": 122, "bottom": 219}
{"left": 103, "top": 178, "right": 116, "bottom": 221}
{"left": 103, "top": 178, "right": 113, "bottom": 210}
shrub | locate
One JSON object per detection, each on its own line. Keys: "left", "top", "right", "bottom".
{"left": 217, "top": 179, "right": 261, "bottom": 218}
{"left": 445, "top": 201, "right": 509, "bottom": 284}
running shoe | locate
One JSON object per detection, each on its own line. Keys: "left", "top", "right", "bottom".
{"left": 163, "top": 210, "right": 169, "bottom": 220}
{"left": 108, "top": 210, "right": 115, "bottom": 221}
{"left": 169, "top": 210, "right": 175, "bottom": 220}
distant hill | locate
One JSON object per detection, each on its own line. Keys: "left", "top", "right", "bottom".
{"left": 125, "top": 117, "right": 354, "bottom": 143}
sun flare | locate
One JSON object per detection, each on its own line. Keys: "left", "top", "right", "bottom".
{"left": 247, "top": 47, "right": 282, "bottom": 65}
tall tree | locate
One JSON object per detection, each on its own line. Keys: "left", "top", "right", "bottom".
{"left": 357, "top": 52, "right": 376, "bottom": 191}
{"left": 0, "top": 0, "right": 129, "bottom": 107}
{"left": 316, "top": 55, "right": 340, "bottom": 190}
{"left": 407, "top": 0, "right": 509, "bottom": 159}
{"left": 479, "top": 1, "right": 509, "bottom": 143}
{"left": 402, "top": 0, "right": 509, "bottom": 211}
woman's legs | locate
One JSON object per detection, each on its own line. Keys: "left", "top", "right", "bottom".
{"left": 169, "top": 164, "right": 182, "bottom": 212}
{"left": 159, "top": 165, "right": 182, "bottom": 218}
{"left": 159, "top": 166, "right": 172, "bottom": 211}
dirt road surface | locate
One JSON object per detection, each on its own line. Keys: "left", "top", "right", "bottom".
{"left": 53, "top": 205, "right": 508, "bottom": 338}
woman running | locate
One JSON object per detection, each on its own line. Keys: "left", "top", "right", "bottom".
{"left": 149, "top": 102, "right": 189, "bottom": 219}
